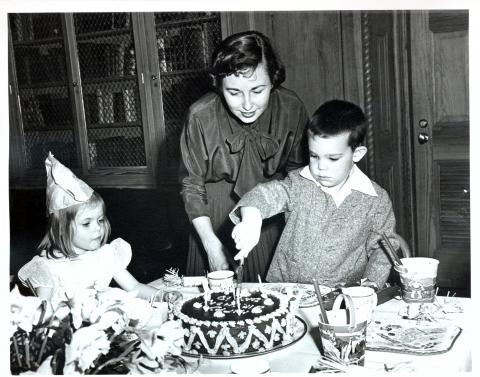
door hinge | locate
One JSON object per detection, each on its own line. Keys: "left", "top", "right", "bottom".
{"left": 141, "top": 73, "right": 144, "bottom": 84}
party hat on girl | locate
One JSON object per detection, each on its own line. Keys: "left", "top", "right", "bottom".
{"left": 45, "top": 152, "right": 93, "bottom": 213}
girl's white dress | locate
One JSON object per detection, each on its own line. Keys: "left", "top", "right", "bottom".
{"left": 18, "top": 238, "right": 132, "bottom": 307}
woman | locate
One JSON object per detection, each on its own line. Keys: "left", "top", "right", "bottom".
{"left": 180, "top": 30, "right": 309, "bottom": 281}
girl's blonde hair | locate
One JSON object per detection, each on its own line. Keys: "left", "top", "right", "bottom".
{"left": 38, "top": 192, "right": 111, "bottom": 258}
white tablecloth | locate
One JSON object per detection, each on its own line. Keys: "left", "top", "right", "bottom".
{"left": 149, "top": 280, "right": 472, "bottom": 374}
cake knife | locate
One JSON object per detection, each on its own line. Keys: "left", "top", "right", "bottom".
{"left": 236, "top": 257, "right": 244, "bottom": 290}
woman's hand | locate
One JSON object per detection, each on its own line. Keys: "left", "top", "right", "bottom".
{"left": 192, "top": 216, "right": 230, "bottom": 271}
{"left": 232, "top": 206, "right": 262, "bottom": 261}
{"left": 203, "top": 236, "right": 230, "bottom": 271}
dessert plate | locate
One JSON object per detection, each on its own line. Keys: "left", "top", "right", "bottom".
{"left": 267, "top": 283, "right": 333, "bottom": 308}
{"left": 366, "top": 318, "right": 462, "bottom": 355}
{"left": 181, "top": 316, "right": 307, "bottom": 359}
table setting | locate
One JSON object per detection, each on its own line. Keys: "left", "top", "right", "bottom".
{"left": 9, "top": 263, "right": 471, "bottom": 374}
{"left": 148, "top": 263, "right": 472, "bottom": 374}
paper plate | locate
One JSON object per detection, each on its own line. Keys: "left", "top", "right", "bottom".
{"left": 268, "top": 283, "right": 333, "bottom": 308}
{"left": 366, "top": 318, "right": 462, "bottom": 355}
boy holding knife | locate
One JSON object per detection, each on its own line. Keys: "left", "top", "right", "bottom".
{"left": 229, "top": 100, "right": 401, "bottom": 290}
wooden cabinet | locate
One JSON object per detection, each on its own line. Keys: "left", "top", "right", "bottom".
{"left": 8, "top": 12, "right": 222, "bottom": 188}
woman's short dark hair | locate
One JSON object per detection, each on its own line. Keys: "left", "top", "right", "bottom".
{"left": 210, "top": 30, "right": 286, "bottom": 90}
{"left": 307, "top": 99, "right": 367, "bottom": 150}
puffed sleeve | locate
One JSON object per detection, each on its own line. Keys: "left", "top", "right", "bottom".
{"left": 17, "top": 256, "right": 56, "bottom": 289}
{"left": 109, "top": 238, "right": 133, "bottom": 273}
{"left": 179, "top": 110, "right": 210, "bottom": 221}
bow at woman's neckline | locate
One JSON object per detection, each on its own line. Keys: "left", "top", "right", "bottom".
{"left": 226, "top": 127, "right": 280, "bottom": 160}
{"left": 225, "top": 126, "right": 280, "bottom": 198}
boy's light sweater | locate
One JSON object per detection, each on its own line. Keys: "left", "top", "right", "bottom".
{"left": 230, "top": 166, "right": 399, "bottom": 288}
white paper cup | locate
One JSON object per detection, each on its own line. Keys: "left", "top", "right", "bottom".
{"left": 207, "top": 270, "right": 234, "bottom": 292}
{"left": 341, "top": 286, "right": 377, "bottom": 323}
{"left": 395, "top": 257, "right": 439, "bottom": 303}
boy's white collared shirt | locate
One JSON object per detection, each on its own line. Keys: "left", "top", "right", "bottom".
{"left": 300, "top": 164, "right": 377, "bottom": 207}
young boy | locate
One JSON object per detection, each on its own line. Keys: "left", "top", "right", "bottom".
{"left": 229, "top": 99, "right": 400, "bottom": 289}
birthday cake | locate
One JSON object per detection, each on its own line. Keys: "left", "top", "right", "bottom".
{"left": 173, "top": 288, "right": 293, "bottom": 356}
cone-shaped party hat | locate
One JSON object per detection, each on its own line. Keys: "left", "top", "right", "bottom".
{"left": 45, "top": 152, "right": 94, "bottom": 213}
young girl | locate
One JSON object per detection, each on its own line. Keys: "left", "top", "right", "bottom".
{"left": 18, "top": 153, "right": 167, "bottom": 310}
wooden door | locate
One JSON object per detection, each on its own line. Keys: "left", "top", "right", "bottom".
{"left": 410, "top": 11, "right": 470, "bottom": 292}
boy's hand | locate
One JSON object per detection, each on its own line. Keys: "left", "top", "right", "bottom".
{"left": 232, "top": 207, "right": 262, "bottom": 260}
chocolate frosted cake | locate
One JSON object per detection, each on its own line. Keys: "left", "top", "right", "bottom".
{"left": 173, "top": 288, "right": 294, "bottom": 356}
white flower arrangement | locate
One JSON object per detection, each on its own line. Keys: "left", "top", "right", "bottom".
{"left": 10, "top": 285, "right": 197, "bottom": 374}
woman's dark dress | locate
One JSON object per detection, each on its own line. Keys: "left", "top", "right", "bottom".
{"left": 179, "top": 87, "right": 308, "bottom": 281}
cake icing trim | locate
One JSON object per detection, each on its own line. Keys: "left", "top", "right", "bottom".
{"left": 174, "top": 288, "right": 292, "bottom": 355}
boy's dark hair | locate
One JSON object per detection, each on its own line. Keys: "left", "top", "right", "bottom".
{"left": 210, "top": 30, "right": 285, "bottom": 90}
{"left": 308, "top": 99, "right": 367, "bottom": 150}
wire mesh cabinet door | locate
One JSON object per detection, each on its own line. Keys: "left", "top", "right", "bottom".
{"left": 9, "top": 13, "right": 80, "bottom": 175}
{"left": 145, "top": 12, "right": 222, "bottom": 184}
{"left": 9, "top": 12, "right": 153, "bottom": 187}
{"left": 72, "top": 13, "right": 150, "bottom": 176}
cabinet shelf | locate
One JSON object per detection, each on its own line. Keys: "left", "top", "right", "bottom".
{"left": 88, "top": 121, "right": 142, "bottom": 129}
{"left": 18, "top": 82, "right": 67, "bottom": 91}
{"left": 77, "top": 26, "right": 131, "bottom": 38}
{"left": 12, "top": 36, "right": 64, "bottom": 46}
{"left": 160, "top": 68, "right": 208, "bottom": 77}
{"left": 82, "top": 75, "right": 137, "bottom": 86}
{"left": 76, "top": 29, "right": 132, "bottom": 44}
{"left": 24, "top": 126, "right": 73, "bottom": 132}
{"left": 22, "top": 121, "right": 143, "bottom": 132}
{"left": 155, "top": 14, "right": 219, "bottom": 28}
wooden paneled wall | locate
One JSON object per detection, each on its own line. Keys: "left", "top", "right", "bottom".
{"left": 361, "top": 11, "right": 414, "bottom": 246}
{"left": 221, "top": 11, "right": 364, "bottom": 115}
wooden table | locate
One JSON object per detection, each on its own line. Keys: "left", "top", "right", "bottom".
{"left": 149, "top": 280, "right": 472, "bottom": 373}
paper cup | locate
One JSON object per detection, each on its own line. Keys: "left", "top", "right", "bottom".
{"left": 319, "top": 294, "right": 367, "bottom": 366}
{"left": 341, "top": 286, "right": 377, "bottom": 323}
{"left": 207, "top": 270, "right": 234, "bottom": 292}
{"left": 395, "top": 257, "right": 439, "bottom": 303}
